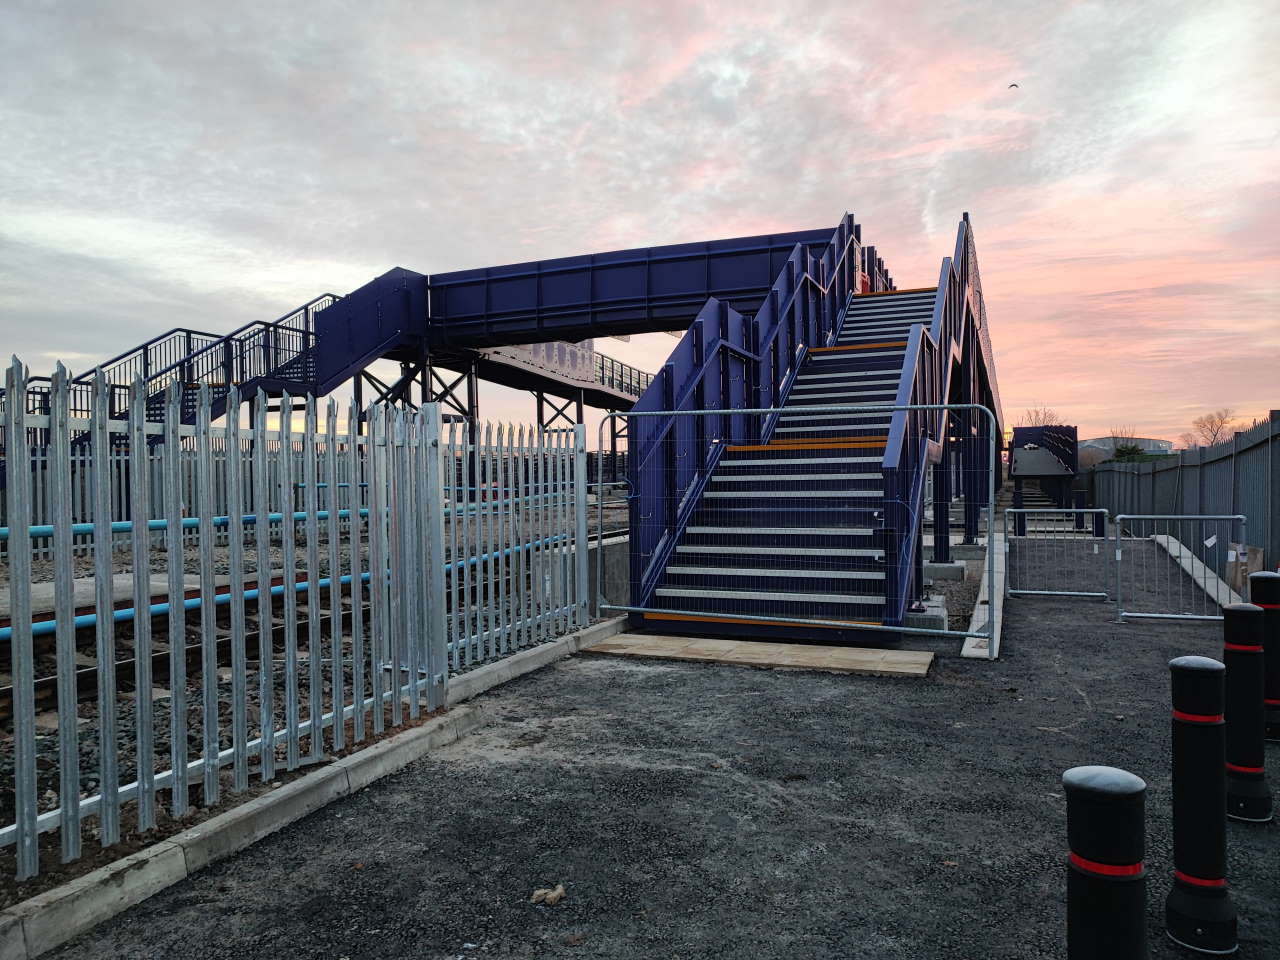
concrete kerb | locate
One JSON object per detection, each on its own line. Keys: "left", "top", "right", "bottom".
{"left": 962, "top": 533, "right": 1005, "bottom": 659}
{"left": 0, "top": 616, "right": 628, "bottom": 959}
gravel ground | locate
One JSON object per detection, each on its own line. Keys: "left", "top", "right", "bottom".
{"left": 44, "top": 591, "right": 1278, "bottom": 959}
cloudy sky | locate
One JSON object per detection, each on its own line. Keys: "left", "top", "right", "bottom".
{"left": 1, "top": 0, "right": 1276, "bottom": 441}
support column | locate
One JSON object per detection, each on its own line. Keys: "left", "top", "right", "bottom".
{"left": 963, "top": 410, "right": 981, "bottom": 543}
{"left": 932, "top": 428, "right": 951, "bottom": 563}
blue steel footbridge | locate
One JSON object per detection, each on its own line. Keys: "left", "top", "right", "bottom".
{"left": 11, "top": 209, "right": 1002, "bottom": 642}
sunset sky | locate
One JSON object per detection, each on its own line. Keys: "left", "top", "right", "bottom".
{"left": 1, "top": 1, "right": 1276, "bottom": 443}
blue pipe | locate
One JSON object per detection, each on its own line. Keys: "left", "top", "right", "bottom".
{"left": 0, "top": 532, "right": 572, "bottom": 643}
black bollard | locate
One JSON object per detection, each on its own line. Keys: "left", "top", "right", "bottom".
{"left": 1166, "top": 656, "right": 1237, "bottom": 954}
{"left": 1222, "top": 603, "right": 1273, "bottom": 823}
{"left": 1064, "top": 765, "right": 1148, "bottom": 959}
{"left": 1249, "top": 571, "right": 1280, "bottom": 742}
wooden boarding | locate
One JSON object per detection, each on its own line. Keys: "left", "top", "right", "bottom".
{"left": 588, "top": 633, "right": 933, "bottom": 678}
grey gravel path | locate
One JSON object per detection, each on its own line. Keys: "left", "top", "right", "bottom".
{"left": 46, "top": 595, "right": 1279, "bottom": 960}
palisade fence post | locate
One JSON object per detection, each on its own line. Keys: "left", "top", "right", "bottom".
{"left": 574, "top": 423, "right": 589, "bottom": 628}
{"left": 303, "top": 396, "right": 325, "bottom": 754}
{"left": 195, "top": 383, "right": 219, "bottom": 806}
{"left": 226, "top": 392, "right": 249, "bottom": 792}
{"left": 128, "top": 378, "right": 157, "bottom": 830}
{"left": 163, "top": 381, "right": 189, "bottom": 813}
{"left": 325, "top": 399, "right": 345, "bottom": 751}
{"left": 421, "top": 402, "right": 449, "bottom": 710}
{"left": 91, "top": 369, "right": 121, "bottom": 845}
{"left": 50, "top": 364, "right": 82, "bottom": 863}
{"left": 366, "top": 404, "right": 388, "bottom": 735}
{"left": 252, "top": 389, "right": 275, "bottom": 781}
{"left": 5, "top": 357, "right": 39, "bottom": 879}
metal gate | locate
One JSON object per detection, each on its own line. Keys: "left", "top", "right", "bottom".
{"left": 1113, "top": 514, "right": 1247, "bottom": 621}
{"left": 1004, "top": 508, "right": 1110, "bottom": 599}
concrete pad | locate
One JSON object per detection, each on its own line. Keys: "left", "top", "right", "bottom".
{"left": 588, "top": 634, "right": 932, "bottom": 677}
{"left": 923, "top": 560, "right": 966, "bottom": 581}
{"left": 11, "top": 841, "right": 188, "bottom": 957}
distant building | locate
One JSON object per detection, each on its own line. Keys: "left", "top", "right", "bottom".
{"left": 1079, "top": 435, "right": 1174, "bottom": 456}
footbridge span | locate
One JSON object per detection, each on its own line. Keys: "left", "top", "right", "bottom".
{"left": 10, "top": 209, "right": 1001, "bottom": 643}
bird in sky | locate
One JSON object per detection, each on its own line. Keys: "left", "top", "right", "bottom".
{"left": 1008, "top": 83, "right": 1020, "bottom": 89}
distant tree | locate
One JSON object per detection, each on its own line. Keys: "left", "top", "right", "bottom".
{"left": 1113, "top": 443, "right": 1146, "bottom": 462}
{"left": 1078, "top": 447, "right": 1109, "bottom": 468}
{"left": 1178, "top": 431, "right": 1198, "bottom": 450}
{"left": 1018, "top": 405, "right": 1062, "bottom": 427}
{"left": 1110, "top": 424, "right": 1137, "bottom": 441}
{"left": 1192, "top": 408, "right": 1236, "bottom": 447}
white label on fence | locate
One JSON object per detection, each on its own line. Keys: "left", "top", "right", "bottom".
{"left": 1115, "top": 548, "right": 1123, "bottom": 561}
{"left": 1093, "top": 543, "right": 1099, "bottom": 554}
{"left": 1204, "top": 534, "right": 1218, "bottom": 548}
{"left": 1227, "top": 550, "right": 1237, "bottom": 561}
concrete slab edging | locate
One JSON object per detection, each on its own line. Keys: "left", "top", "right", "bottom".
{"left": 0, "top": 616, "right": 627, "bottom": 959}
{"left": 961, "top": 532, "right": 1005, "bottom": 659}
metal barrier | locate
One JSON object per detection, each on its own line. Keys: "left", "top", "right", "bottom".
{"left": 1113, "top": 514, "right": 1247, "bottom": 621}
{"left": 1004, "top": 508, "right": 1110, "bottom": 599}
{"left": 0, "top": 357, "right": 590, "bottom": 880}
{"left": 595, "top": 403, "right": 999, "bottom": 650}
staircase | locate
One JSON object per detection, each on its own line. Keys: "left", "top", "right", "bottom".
{"left": 643, "top": 288, "right": 938, "bottom": 641}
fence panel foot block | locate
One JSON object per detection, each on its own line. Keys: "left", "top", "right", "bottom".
{"left": 587, "top": 634, "right": 933, "bottom": 677}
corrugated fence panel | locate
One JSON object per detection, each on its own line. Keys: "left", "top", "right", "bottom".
{"left": 1091, "top": 413, "right": 1279, "bottom": 574}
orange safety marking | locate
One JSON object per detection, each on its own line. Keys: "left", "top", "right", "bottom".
{"left": 643, "top": 612, "right": 881, "bottom": 629}
{"left": 809, "top": 341, "right": 907, "bottom": 353}
{"left": 766, "top": 434, "right": 889, "bottom": 444}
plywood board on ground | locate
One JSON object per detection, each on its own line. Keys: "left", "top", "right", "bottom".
{"left": 587, "top": 633, "right": 933, "bottom": 677}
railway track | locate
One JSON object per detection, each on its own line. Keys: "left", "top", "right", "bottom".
{"left": 0, "top": 524, "right": 629, "bottom": 723}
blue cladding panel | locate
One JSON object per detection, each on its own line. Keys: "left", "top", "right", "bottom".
{"left": 427, "top": 228, "right": 833, "bottom": 348}
{"left": 311, "top": 267, "right": 428, "bottom": 394}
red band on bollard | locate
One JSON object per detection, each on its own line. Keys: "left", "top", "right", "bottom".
{"left": 1266, "top": 698, "right": 1280, "bottom": 707}
{"left": 1175, "top": 869, "right": 1227, "bottom": 889}
{"left": 1254, "top": 602, "right": 1280, "bottom": 609}
{"left": 1069, "top": 851, "right": 1143, "bottom": 877}
{"left": 1173, "top": 709, "right": 1223, "bottom": 723}
{"left": 1224, "top": 642, "right": 1263, "bottom": 652}
{"left": 1225, "top": 762, "right": 1264, "bottom": 774}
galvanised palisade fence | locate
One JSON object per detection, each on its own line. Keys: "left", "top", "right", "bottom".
{"left": 0, "top": 357, "right": 589, "bottom": 880}
{"left": 1091, "top": 412, "right": 1279, "bottom": 577}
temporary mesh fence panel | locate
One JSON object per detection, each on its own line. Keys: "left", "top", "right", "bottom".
{"left": 1004, "top": 508, "right": 1109, "bottom": 599}
{"left": 1113, "top": 514, "right": 1247, "bottom": 622}
{"left": 0, "top": 358, "right": 589, "bottom": 879}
